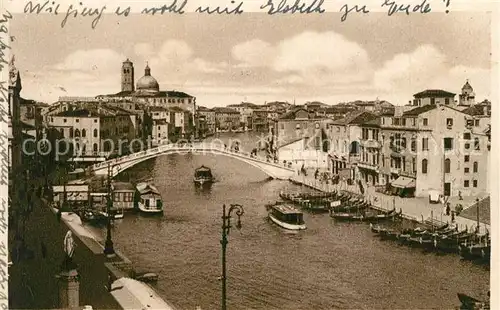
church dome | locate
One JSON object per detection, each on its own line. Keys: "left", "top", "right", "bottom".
{"left": 136, "top": 64, "right": 159, "bottom": 92}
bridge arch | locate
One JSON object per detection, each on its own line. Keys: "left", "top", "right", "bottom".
{"left": 90, "top": 143, "right": 295, "bottom": 180}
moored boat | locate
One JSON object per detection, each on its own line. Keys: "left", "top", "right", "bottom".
{"left": 330, "top": 212, "right": 365, "bottom": 221}
{"left": 136, "top": 182, "right": 163, "bottom": 214}
{"left": 267, "top": 204, "right": 306, "bottom": 230}
{"left": 99, "top": 207, "right": 124, "bottom": 220}
{"left": 194, "top": 165, "right": 214, "bottom": 185}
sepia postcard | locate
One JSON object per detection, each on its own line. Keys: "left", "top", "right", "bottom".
{"left": 1, "top": 0, "right": 498, "bottom": 309}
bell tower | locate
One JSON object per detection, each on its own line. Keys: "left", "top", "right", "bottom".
{"left": 121, "top": 59, "right": 134, "bottom": 92}
{"left": 459, "top": 79, "right": 475, "bottom": 106}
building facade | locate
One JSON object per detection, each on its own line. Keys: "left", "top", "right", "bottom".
{"left": 227, "top": 102, "right": 259, "bottom": 130}
{"left": 361, "top": 91, "right": 491, "bottom": 198}
{"left": 47, "top": 106, "right": 136, "bottom": 157}
{"left": 197, "top": 106, "right": 216, "bottom": 135}
{"left": 274, "top": 108, "right": 331, "bottom": 169}
{"left": 326, "top": 111, "right": 377, "bottom": 180}
{"left": 96, "top": 60, "right": 197, "bottom": 137}
{"left": 213, "top": 107, "right": 240, "bottom": 131}
{"left": 149, "top": 106, "right": 170, "bottom": 146}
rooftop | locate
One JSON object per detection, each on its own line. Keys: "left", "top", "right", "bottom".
{"left": 213, "top": 107, "right": 240, "bottom": 114}
{"left": 227, "top": 102, "right": 260, "bottom": 109}
{"left": 413, "top": 89, "right": 456, "bottom": 98}
{"left": 402, "top": 104, "right": 437, "bottom": 116}
{"left": 331, "top": 110, "right": 377, "bottom": 125}
{"left": 54, "top": 105, "right": 134, "bottom": 118}
{"left": 462, "top": 105, "right": 488, "bottom": 116}
{"left": 105, "top": 90, "right": 194, "bottom": 98}
{"left": 279, "top": 108, "right": 322, "bottom": 120}
{"left": 361, "top": 117, "right": 381, "bottom": 127}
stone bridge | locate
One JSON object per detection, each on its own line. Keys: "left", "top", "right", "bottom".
{"left": 89, "top": 142, "right": 295, "bottom": 179}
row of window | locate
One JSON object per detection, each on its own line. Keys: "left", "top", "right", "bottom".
{"left": 147, "top": 98, "right": 192, "bottom": 104}
{"left": 60, "top": 128, "right": 99, "bottom": 138}
{"left": 379, "top": 117, "right": 481, "bottom": 128}
{"left": 361, "top": 128, "right": 379, "bottom": 140}
{"left": 361, "top": 154, "right": 481, "bottom": 176}
{"left": 421, "top": 159, "right": 479, "bottom": 174}
{"left": 464, "top": 180, "right": 479, "bottom": 188}
{"left": 57, "top": 118, "right": 100, "bottom": 124}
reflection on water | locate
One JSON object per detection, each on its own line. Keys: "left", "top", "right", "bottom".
{"left": 100, "top": 133, "right": 489, "bottom": 310}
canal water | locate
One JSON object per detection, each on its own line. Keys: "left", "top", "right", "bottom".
{"left": 95, "top": 133, "right": 489, "bottom": 310}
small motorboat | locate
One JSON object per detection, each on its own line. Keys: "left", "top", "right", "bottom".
{"left": 194, "top": 165, "right": 214, "bottom": 186}
{"left": 136, "top": 182, "right": 163, "bottom": 214}
{"left": 267, "top": 203, "right": 306, "bottom": 230}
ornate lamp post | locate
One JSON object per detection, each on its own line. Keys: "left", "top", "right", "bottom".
{"left": 103, "top": 163, "right": 115, "bottom": 257}
{"left": 220, "top": 204, "right": 244, "bottom": 310}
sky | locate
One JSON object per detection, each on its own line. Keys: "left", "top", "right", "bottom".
{"left": 12, "top": 12, "right": 492, "bottom": 108}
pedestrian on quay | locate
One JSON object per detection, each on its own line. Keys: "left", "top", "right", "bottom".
{"left": 446, "top": 203, "right": 451, "bottom": 216}
{"left": 451, "top": 211, "right": 455, "bottom": 222}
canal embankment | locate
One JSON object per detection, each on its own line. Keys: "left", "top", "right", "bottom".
{"left": 51, "top": 203, "right": 177, "bottom": 309}
{"left": 9, "top": 191, "right": 120, "bottom": 309}
{"left": 288, "top": 175, "right": 490, "bottom": 234}
{"left": 8, "top": 184, "right": 175, "bottom": 310}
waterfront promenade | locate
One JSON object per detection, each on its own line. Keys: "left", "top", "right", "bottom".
{"left": 8, "top": 185, "right": 174, "bottom": 309}
{"left": 289, "top": 174, "right": 491, "bottom": 234}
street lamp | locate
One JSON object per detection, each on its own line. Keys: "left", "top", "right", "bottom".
{"left": 220, "top": 203, "right": 244, "bottom": 310}
{"left": 103, "top": 163, "right": 116, "bottom": 257}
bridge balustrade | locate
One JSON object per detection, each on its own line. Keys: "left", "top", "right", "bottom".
{"left": 91, "top": 142, "right": 293, "bottom": 176}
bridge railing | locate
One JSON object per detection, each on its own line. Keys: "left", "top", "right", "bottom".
{"left": 92, "top": 142, "right": 294, "bottom": 171}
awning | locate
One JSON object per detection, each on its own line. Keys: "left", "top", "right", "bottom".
{"left": 391, "top": 176, "right": 416, "bottom": 189}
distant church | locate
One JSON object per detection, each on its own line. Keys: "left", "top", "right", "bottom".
{"left": 458, "top": 80, "right": 475, "bottom": 107}
{"left": 97, "top": 59, "right": 196, "bottom": 115}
